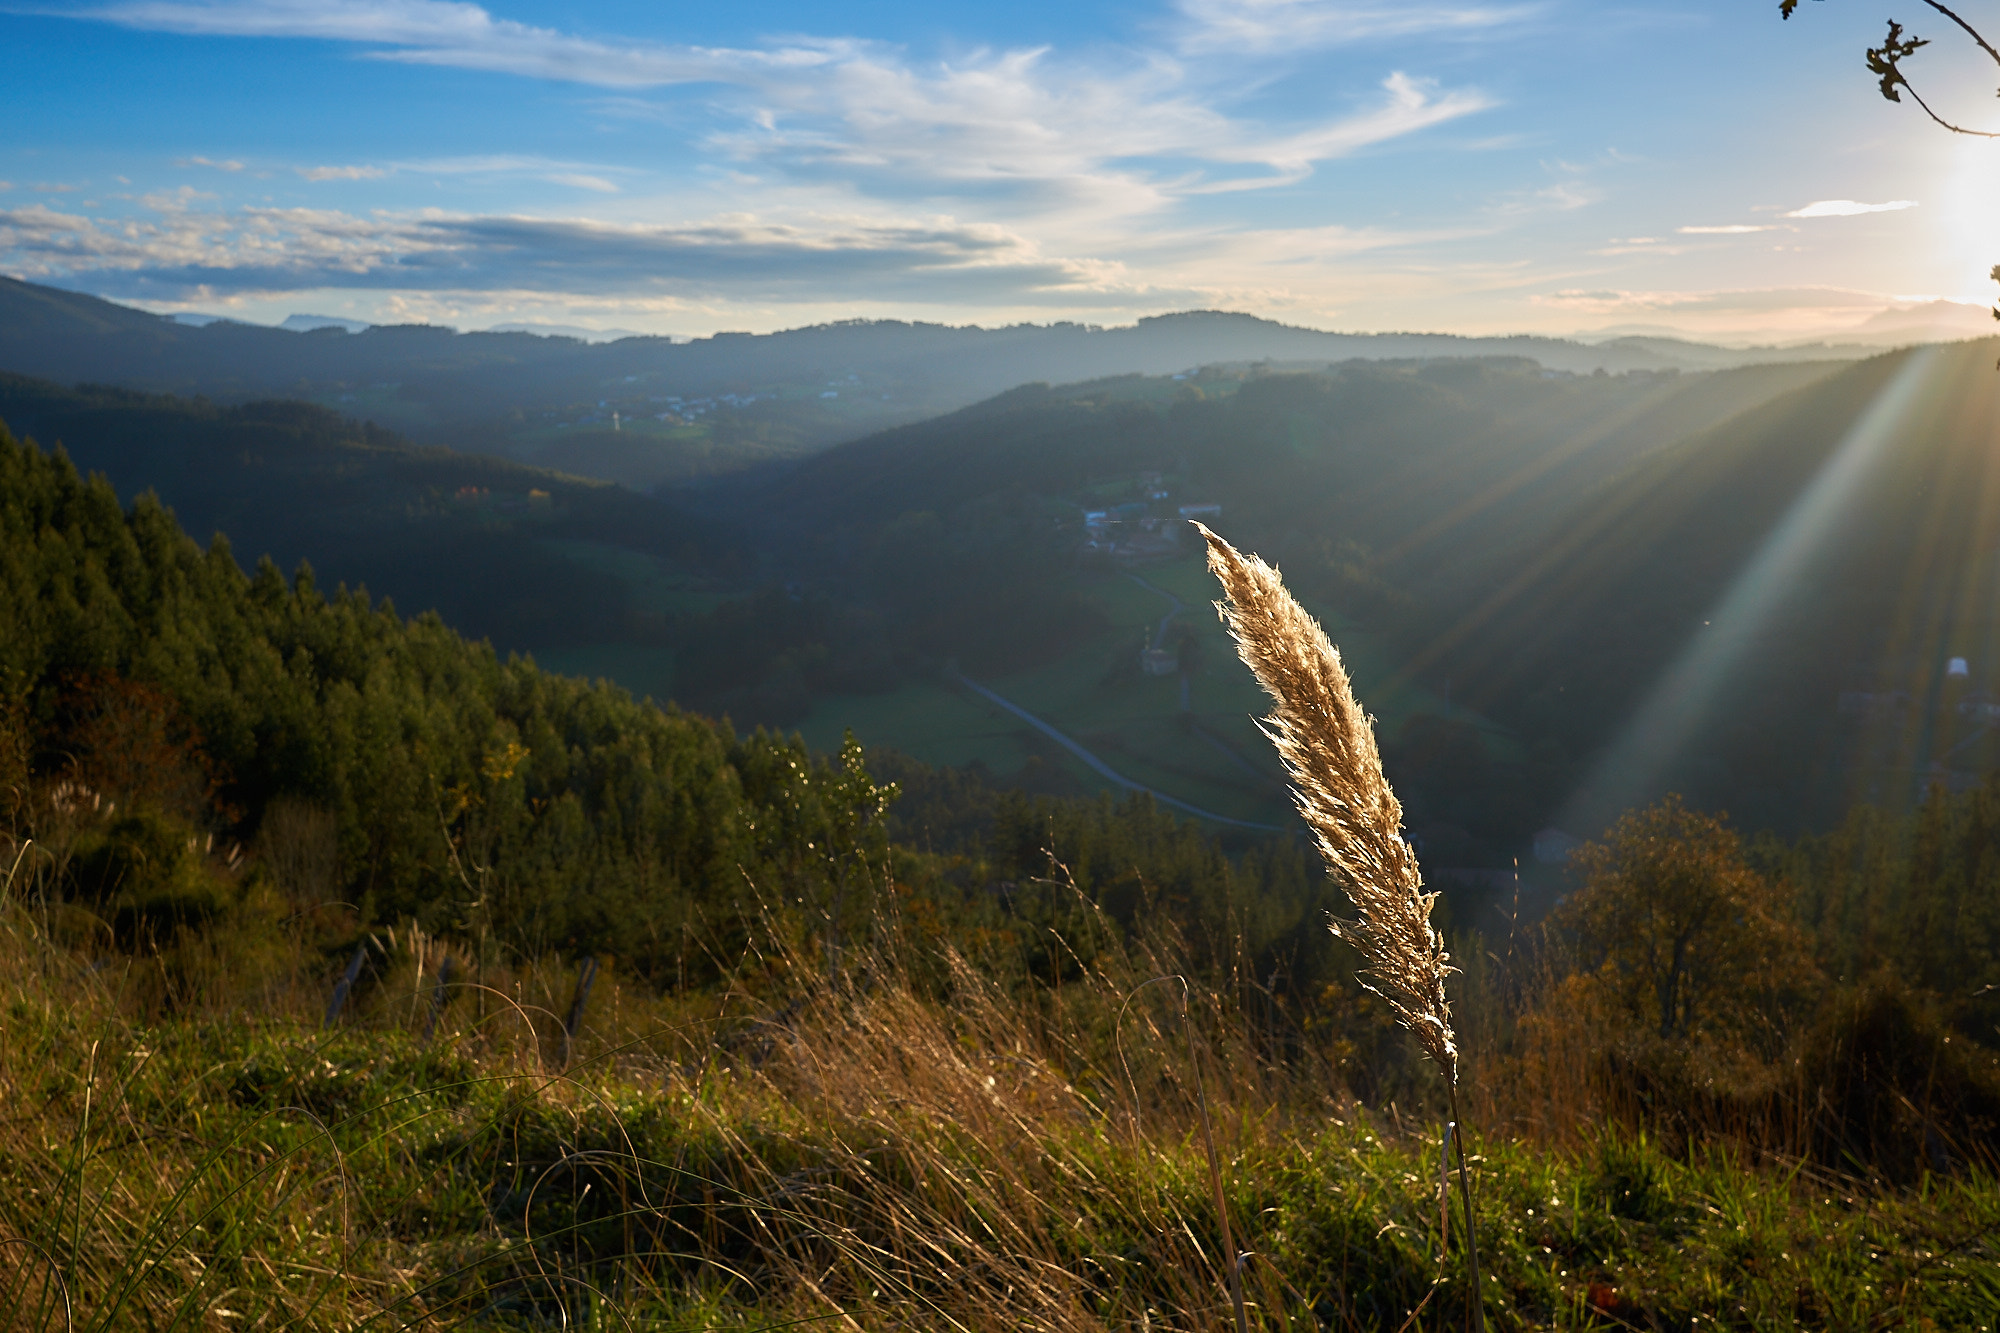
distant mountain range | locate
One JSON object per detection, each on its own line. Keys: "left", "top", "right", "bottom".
{"left": 0, "top": 276, "right": 1907, "bottom": 480}
{"left": 280, "top": 313, "right": 373, "bottom": 334}
{"left": 483, "top": 321, "right": 668, "bottom": 342}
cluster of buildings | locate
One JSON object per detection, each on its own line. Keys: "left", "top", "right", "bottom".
{"left": 647, "top": 391, "right": 771, "bottom": 424}
{"left": 1078, "top": 472, "right": 1223, "bottom": 565}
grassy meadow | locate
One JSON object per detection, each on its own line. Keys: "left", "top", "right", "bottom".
{"left": 3, "top": 872, "right": 1996, "bottom": 1333}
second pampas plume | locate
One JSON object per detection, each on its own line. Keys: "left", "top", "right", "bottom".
{"left": 1197, "top": 522, "right": 1458, "bottom": 1081}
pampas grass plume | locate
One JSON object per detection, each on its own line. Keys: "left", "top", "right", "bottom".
{"left": 1197, "top": 523, "right": 1457, "bottom": 1082}
{"left": 1199, "top": 521, "right": 1486, "bottom": 1329}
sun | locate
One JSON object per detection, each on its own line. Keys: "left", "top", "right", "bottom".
{"left": 1933, "top": 138, "right": 2000, "bottom": 303}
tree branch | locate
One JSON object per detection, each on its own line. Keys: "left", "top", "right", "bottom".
{"left": 1914, "top": 0, "right": 2000, "bottom": 71}
{"left": 1904, "top": 79, "right": 2000, "bottom": 136}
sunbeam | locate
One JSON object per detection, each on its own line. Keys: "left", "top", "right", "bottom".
{"left": 1556, "top": 347, "right": 1942, "bottom": 837}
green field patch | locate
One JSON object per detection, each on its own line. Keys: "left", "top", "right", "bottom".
{"left": 512, "top": 416, "right": 712, "bottom": 450}
{"left": 523, "top": 643, "right": 676, "bottom": 703}
{"left": 1127, "top": 555, "right": 1520, "bottom": 751}
{"left": 540, "top": 539, "right": 735, "bottom": 616}
{"left": 792, "top": 680, "right": 1044, "bottom": 773}
{"left": 920, "top": 557, "right": 1520, "bottom": 824}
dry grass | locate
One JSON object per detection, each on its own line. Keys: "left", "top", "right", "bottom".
{"left": 2, "top": 848, "right": 1998, "bottom": 1331}
{"left": 0, "top": 847, "right": 1359, "bottom": 1332}
{"left": 4, "top": 730, "right": 1998, "bottom": 1329}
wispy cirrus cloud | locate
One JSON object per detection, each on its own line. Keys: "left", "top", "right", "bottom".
{"left": 295, "top": 155, "right": 628, "bottom": 192}
{"left": 298, "top": 164, "right": 386, "bottom": 181}
{"left": 1195, "top": 73, "right": 1491, "bottom": 189}
{"left": 70, "top": 0, "right": 1492, "bottom": 212}
{"left": 1536, "top": 285, "right": 1894, "bottom": 316}
{"left": 1677, "top": 223, "right": 1777, "bottom": 234}
{"left": 73, "top": 0, "right": 836, "bottom": 86}
{"left": 1173, "top": 0, "right": 1538, "bottom": 53}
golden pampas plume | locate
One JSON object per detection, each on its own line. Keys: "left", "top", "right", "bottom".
{"left": 1197, "top": 522, "right": 1457, "bottom": 1081}
{"left": 1198, "top": 520, "right": 1485, "bottom": 1328}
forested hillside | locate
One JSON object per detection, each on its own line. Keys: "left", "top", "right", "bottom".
{"left": 1421, "top": 338, "right": 2000, "bottom": 833}
{"left": 0, "top": 422, "right": 1346, "bottom": 991}
{"left": 0, "top": 424, "right": 862, "bottom": 975}
{"left": 0, "top": 373, "right": 736, "bottom": 649}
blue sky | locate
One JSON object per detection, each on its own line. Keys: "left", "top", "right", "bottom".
{"left": 4, "top": 0, "right": 1997, "bottom": 339}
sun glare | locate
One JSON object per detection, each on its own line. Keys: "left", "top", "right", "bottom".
{"left": 1934, "top": 139, "right": 2000, "bottom": 302}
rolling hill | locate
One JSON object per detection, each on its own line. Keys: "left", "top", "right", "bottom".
{"left": 18, "top": 325, "right": 1996, "bottom": 858}
{"left": 0, "top": 373, "right": 732, "bottom": 661}
{"left": 1417, "top": 337, "right": 2000, "bottom": 835}
{"left": 0, "top": 276, "right": 1881, "bottom": 487}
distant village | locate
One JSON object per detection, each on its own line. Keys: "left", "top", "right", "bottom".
{"left": 1078, "top": 469, "right": 1222, "bottom": 566}
{"left": 537, "top": 372, "right": 876, "bottom": 429}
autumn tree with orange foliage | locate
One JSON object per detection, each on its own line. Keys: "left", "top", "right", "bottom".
{"left": 1553, "top": 796, "right": 1819, "bottom": 1061}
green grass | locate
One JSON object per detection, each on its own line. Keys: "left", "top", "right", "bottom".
{"left": 309, "top": 387, "right": 441, "bottom": 438}
{"left": 538, "top": 540, "right": 735, "bottom": 616}
{"left": 6, "top": 966, "right": 1995, "bottom": 1333}
{"left": 511, "top": 417, "right": 711, "bottom": 449}
{"left": 792, "top": 678, "right": 1044, "bottom": 774}
{"left": 556, "top": 542, "right": 1515, "bottom": 828}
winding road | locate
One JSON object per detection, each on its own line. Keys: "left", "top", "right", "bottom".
{"left": 952, "top": 671, "right": 1287, "bottom": 833}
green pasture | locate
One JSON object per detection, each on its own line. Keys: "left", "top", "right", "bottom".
{"left": 792, "top": 554, "right": 1528, "bottom": 828}
{"left": 793, "top": 680, "right": 1042, "bottom": 774}
{"left": 522, "top": 643, "right": 676, "bottom": 705}
{"left": 512, "top": 416, "right": 709, "bottom": 448}
{"left": 793, "top": 555, "right": 1518, "bottom": 828}
{"left": 540, "top": 539, "right": 734, "bottom": 616}
{"left": 309, "top": 386, "right": 439, "bottom": 437}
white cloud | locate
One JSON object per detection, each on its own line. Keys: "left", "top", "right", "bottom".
{"left": 178, "top": 155, "right": 245, "bottom": 171}
{"left": 545, "top": 173, "right": 619, "bottom": 194}
{"left": 78, "top": 0, "right": 894, "bottom": 87}
{"left": 1194, "top": 73, "right": 1492, "bottom": 188}
{"left": 1676, "top": 224, "right": 1776, "bottom": 234}
{"left": 1173, "top": 0, "right": 1536, "bottom": 53}
{"left": 299, "top": 164, "right": 387, "bottom": 181}
{"left": 71, "top": 0, "right": 1492, "bottom": 214}
{"left": 297, "top": 156, "right": 630, "bottom": 192}
{"left": 1783, "top": 199, "right": 1918, "bottom": 218}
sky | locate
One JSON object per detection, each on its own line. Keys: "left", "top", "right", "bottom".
{"left": 4, "top": 0, "right": 1999, "bottom": 341}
